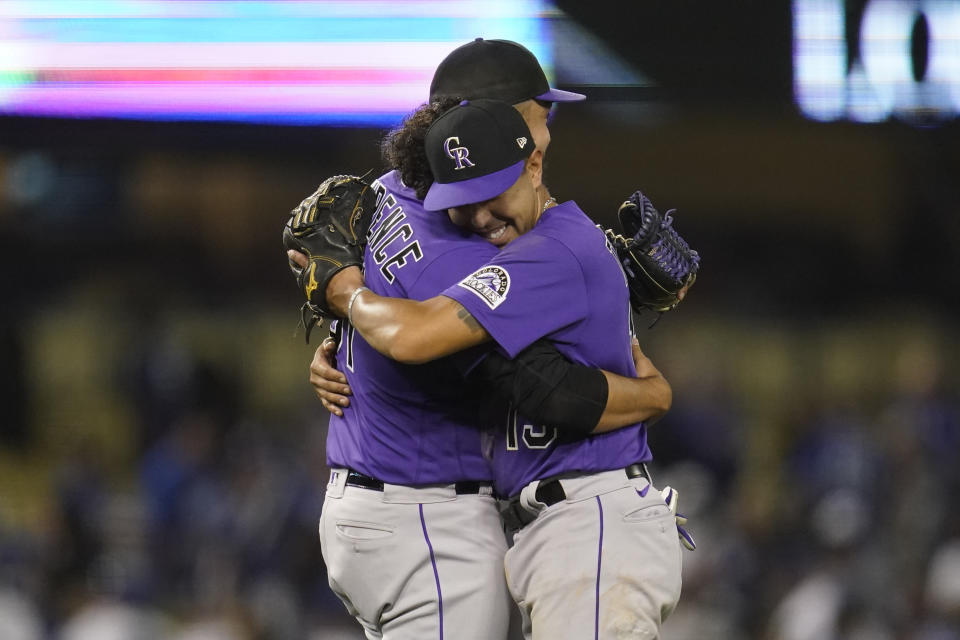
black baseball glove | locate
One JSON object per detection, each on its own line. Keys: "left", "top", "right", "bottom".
{"left": 608, "top": 190, "right": 700, "bottom": 313}
{"left": 282, "top": 174, "right": 376, "bottom": 342}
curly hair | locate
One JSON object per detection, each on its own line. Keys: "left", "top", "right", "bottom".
{"left": 380, "top": 96, "right": 462, "bottom": 201}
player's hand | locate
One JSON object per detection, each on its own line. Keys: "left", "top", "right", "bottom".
{"left": 630, "top": 337, "right": 656, "bottom": 378}
{"left": 310, "top": 337, "right": 351, "bottom": 417}
{"left": 287, "top": 249, "right": 309, "bottom": 269}
{"left": 629, "top": 337, "right": 671, "bottom": 426}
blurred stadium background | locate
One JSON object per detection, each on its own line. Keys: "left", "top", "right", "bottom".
{"left": 1, "top": 1, "right": 959, "bottom": 638}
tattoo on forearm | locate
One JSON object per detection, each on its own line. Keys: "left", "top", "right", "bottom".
{"left": 456, "top": 306, "right": 483, "bottom": 332}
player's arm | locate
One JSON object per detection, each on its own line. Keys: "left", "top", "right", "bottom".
{"left": 470, "top": 337, "right": 670, "bottom": 436}
{"left": 326, "top": 266, "right": 491, "bottom": 364}
{"left": 310, "top": 328, "right": 671, "bottom": 433}
{"left": 302, "top": 254, "right": 672, "bottom": 432}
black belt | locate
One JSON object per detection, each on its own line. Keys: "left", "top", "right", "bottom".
{"left": 500, "top": 463, "right": 652, "bottom": 531}
{"left": 344, "top": 470, "right": 489, "bottom": 495}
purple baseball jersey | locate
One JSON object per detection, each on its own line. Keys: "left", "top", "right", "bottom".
{"left": 324, "top": 170, "right": 498, "bottom": 484}
{"left": 443, "top": 201, "right": 652, "bottom": 498}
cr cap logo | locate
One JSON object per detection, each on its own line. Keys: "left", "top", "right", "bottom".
{"left": 458, "top": 265, "right": 510, "bottom": 309}
{"left": 444, "top": 136, "right": 475, "bottom": 170}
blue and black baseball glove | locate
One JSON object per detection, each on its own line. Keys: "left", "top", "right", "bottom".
{"left": 609, "top": 190, "right": 701, "bottom": 313}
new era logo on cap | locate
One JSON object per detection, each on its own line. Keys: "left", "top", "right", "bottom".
{"left": 423, "top": 99, "right": 535, "bottom": 211}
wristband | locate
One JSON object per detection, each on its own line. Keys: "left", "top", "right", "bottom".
{"left": 347, "top": 286, "right": 371, "bottom": 326}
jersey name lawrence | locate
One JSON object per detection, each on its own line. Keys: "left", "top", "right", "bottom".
{"left": 324, "top": 170, "right": 498, "bottom": 485}
{"left": 443, "top": 201, "right": 652, "bottom": 498}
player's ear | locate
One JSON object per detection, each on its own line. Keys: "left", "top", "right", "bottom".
{"left": 525, "top": 149, "right": 544, "bottom": 190}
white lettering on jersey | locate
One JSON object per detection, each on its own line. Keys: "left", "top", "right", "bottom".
{"left": 367, "top": 180, "right": 423, "bottom": 284}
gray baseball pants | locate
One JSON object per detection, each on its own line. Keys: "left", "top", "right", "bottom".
{"left": 320, "top": 468, "right": 516, "bottom": 639}
{"left": 503, "top": 468, "right": 683, "bottom": 639}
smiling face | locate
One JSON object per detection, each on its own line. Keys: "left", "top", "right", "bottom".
{"left": 446, "top": 154, "right": 544, "bottom": 248}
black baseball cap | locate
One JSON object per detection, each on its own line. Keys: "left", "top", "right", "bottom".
{"left": 423, "top": 99, "right": 534, "bottom": 211}
{"left": 429, "top": 38, "right": 585, "bottom": 104}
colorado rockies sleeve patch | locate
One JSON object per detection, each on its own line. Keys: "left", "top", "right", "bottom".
{"left": 457, "top": 265, "right": 510, "bottom": 309}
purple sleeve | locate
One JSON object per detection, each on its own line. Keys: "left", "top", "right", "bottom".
{"left": 442, "top": 235, "right": 589, "bottom": 358}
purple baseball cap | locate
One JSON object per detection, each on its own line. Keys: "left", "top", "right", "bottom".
{"left": 430, "top": 38, "right": 586, "bottom": 104}
{"left": 423, "top": 99, "right": 535, "bottom": 212}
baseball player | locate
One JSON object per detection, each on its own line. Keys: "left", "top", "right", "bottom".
{"left": 293, "top": 40, "right": 676, "bottom": 640}
{"left": 309, "top": 99, "right": 685, "bottom": 639}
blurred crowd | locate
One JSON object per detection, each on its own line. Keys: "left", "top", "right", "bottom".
{"left": 1, "top": 310, "right": 958, "bottom": 640}
{"left": 652, "top": 334, "right": 960, "bottom": 640}
{"left": 0, "top": 334, "right": 347, "bottom": 640}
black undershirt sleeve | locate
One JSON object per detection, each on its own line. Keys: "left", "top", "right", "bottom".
{"left": 467, "top": 339, "right": 609, "bottom": 437}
